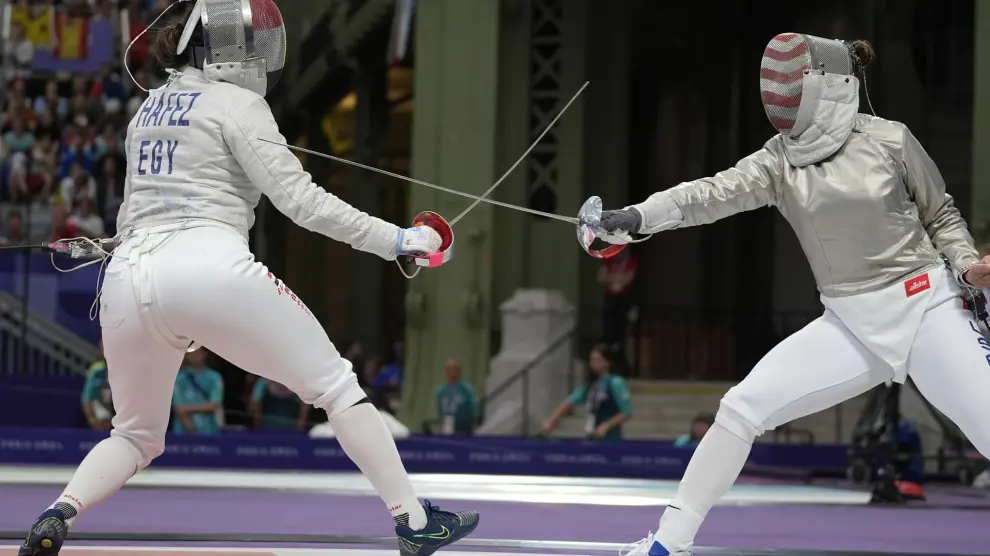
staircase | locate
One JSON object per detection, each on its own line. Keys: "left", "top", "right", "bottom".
{"left": 551, "top": 379, "right": 870, "bottom": 444}
{"left": 0, "top": 290, "right": 99, "bottom": 376}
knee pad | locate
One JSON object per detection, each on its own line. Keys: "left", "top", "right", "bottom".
{"left": 714, "top": 397, "right": 760, "bottom": 443}
{"left": 321, "top": 379, "right": 371, "bottom": 420}
{"left": 111, "top": 429, "right": 164, "bottom": 469}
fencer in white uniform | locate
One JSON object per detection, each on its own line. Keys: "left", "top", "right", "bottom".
{"left": 599, "top": 35, "right": 990, "bottom": 556}
{"left": 17, "top": 2, "right": 478, "bottom": 556}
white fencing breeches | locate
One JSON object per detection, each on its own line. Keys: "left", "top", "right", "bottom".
{"left": 99, "top": 224, "right": 366, "bottom": 467}
{"left": 657, "top": 279, "right": 990, "bottom": 554}
{"left": 720, "top": 294, "right": 990, "bottom": 456}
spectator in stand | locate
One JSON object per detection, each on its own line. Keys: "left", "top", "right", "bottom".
{"left": 172, "top": 348, "right": 225, "bottom": 436}
{"left": 50, "top": 204, "right": 79, "bottom": 241}
{"left": 250, "top": 378, "right": 310, "bottom": 431}
{"left": 59, "top": 161, "right": 97, "bottom": 210}
{"left": 361, "top": 353, "right": 386, "bottom": 407}
{"left": 96, "top": 155, "right": 125, "bottom": 225}
{"left": 3, "top": 116, "right": 35, "bottom": 155}
{"left": 371, "top": 342, "right": 404, "bottom": 413}
{"left": 8, "top": 150, "right": 51, "bottom": 203}
{"left": 127, "top": 69, "right": 151, "bottom": 118}
{"left": 81, "top": 341, "right": 114, "bottom": 431}
{"left": 540, "top": 344, "right": 633, "bottom": 441}
{"left": 68, "top": 197, "right": 106, "bottom": 238}
{"left": 434, "top": 359, "right": 479, "bottom": 436}
{"left": 59, "top": 132, "right": 96, "bottom": 179}
{"left": 34, "top": 80, "right": 70, "bottom": 120}
{"left": 5, "top": 79, "right": 32, "bottom": 113}
{"left": 344, "top": 340, "right": 366, "bottom": 378}
{"left": 674, "top": 413, "right": 715, "bottom": 448}
{"left": 93, "top": 123, "right": 123, "bottom": 160}
{"left": 34, "top": 109, "right": 61, "bottom": 145}
{"left": 1, "top": 210, "right": 25, "bottom": 246}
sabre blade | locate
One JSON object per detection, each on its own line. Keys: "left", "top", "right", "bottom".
{"left": 448, "top": 81, "right": 589, "bottom": 226}
{"left": 260, "top": 139, "right": 580, "bottom": 225}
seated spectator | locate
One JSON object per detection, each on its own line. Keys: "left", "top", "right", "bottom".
{"left": 2, "top": 116, "right": 35, "bottom": 155}
{"left": 96, "top": 155, "right": 125, "bottom": 225}
{"left": 540, "top": 344, "right": 632, "bottom": 441}
{"left": 34, "top": 109, "right": 61, "bottom": 144}
{"left": 0, "top": 210, "right": 25, "bottom": 246}
{"left": 81, "top": 341, "right": 113, "bottom": 431}
{"left": 50, "top": 205, "right": 79, "bottom": 241}
{"left": 249, "top": 378, "right": 310, "bottom": 431}
{"left": 674, "top": 413, "right": 715, "bottom": 448}
{"left": 171, "top": 348, "right": 224, "bottom": 436}
{"left": 68, "top": 197, "right": 106, "bottom": 237}
{"left": 371, "top": 342, "right": 404, "bottom": 412}
{"left": 93, "top": 123, "right": 123, "bottom": 160}
{"left": 361, "top": 354, "right": 385, "bottom": 407}
{"left": 33, "top": 80, "right": 69, "bottom": 120}
{"left": 434, "top": 359, "right": 478, "bottom": 435}
{"left": 32, "top": 134, "right": 59, "bottom": 173}
{"left": 9, "top": 147, "right": 53, "bottom": 203}
{"left": 343, "top": 340, "right": 366, "bottom": 384}
{"left": 59, "top": 161, "right": 97, "bottom": 210}
{"left": 59, "top": 133, "right": 96, "bottom": 179}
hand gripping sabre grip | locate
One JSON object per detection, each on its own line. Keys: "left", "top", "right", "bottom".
{"left": 409, "top": 211, "right": 455, "bottom": 268}
{"left": 575, "top": 196, "right": 628, "bottom": 259}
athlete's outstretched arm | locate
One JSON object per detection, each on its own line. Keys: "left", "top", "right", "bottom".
{"left": 222, "top": 97, "right": 401, "bottom": 260}
{"left": 600, "top": 144, "right": 784, "bottom": 237}
{"left": 897, "top": 124, "right": 979, "bottom": 280}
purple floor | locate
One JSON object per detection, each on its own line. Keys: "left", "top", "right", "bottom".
{"left": 0, "top": 485, "right": 988, "bottom": 554}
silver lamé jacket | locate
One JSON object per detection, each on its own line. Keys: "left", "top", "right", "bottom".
{"left": 632, "top": 113, "right": 978, "bottom": 298}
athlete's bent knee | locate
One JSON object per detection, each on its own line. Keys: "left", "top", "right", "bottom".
{"left": 320, "top": 379, "right": 370, "bottom": 420}
{"left": 111, "top": 429, "right": 165, "bottom": 469}
{"left": 715, "top": 393, "right": 761, "bottom": 443}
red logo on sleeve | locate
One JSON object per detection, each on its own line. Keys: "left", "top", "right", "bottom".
{"left": 905, "top": 273, "right": 931, "bottom": 297}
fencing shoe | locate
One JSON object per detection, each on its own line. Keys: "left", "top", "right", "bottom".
{"left": 619, "top": 532, "right": 690, "bottom": 556}
{"left": 395, "top": 500, "right": 479, "bottom": 556}
{"left": 17, "top": 509, "right": 67, "bottom": 556}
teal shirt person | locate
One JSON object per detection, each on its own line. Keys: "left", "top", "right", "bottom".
{"left": 172, "top": 363, "right": 224, "bottom": 436}
{"left": 81, "top": 360, "right": 114, "bottom": 425}
{"left": 251, "top": 378, "right": 305, "bottom": 430}
{"left": 567, "top": 373, "right": 632, "bottom": 441}
{"left": 540, "top": 345, "right": 632, "bottom": 441}
{"left": 434, "top": 358, "right": 478, "bottom": 435}
{"left": 435, "top": 381, "right": 479, "bottom": 435}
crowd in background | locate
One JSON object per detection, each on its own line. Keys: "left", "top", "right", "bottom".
{"left": 7, "top": 1, "right": 652, "bottom": 443}
{"left": 0, "top": 0, "right": 170, "bottom": 243}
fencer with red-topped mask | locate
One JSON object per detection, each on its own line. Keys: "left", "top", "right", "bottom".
{"left": 16, "top": 2, "right": 477, "bottom": 555}
{"left": 598, "top": 34, "right": 990, "bottom": 556}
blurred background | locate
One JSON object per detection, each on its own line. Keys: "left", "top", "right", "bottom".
{"left": 0, "top": 1, "right": 989, "bottom": 547}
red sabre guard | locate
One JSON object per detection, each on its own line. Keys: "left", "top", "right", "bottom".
{"left": 576, "top": 196, "right": 629, "bottom": 259}
{"left": 409, "top": 211, "right": 455, "bottom": 268}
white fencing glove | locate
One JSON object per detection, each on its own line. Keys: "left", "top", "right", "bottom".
{"left": 396, "top": 226, "right": 442, "bottom": 257}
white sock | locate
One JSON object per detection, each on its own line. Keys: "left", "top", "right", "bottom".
{"left": 656, "top": 423, "right": 752, "bottom": 553}
{"left": 329, "top": 402, "right": 428, "bottom": 530}
{"left": 48, "top": 436, "right": 142, "bottom": 527}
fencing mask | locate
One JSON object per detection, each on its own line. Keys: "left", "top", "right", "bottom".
{"left": 760, "top": 33, "right": 857, "bottom": 136}
{"left": 176, "top": 0, "right": 287, "bottom": 97}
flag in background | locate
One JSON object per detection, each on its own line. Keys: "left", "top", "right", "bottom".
{"left": 54, "top": 12, "right": 89, "bottom": 60}
{"left": 10, "top": 5, "right": 54, "bottom": 47}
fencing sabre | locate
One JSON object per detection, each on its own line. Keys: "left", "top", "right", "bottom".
{"left": 260, "top": 80, "right": 643, "bottom": 276}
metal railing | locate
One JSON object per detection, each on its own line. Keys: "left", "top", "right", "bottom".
{"left": 0, "top": 290, "right": 98, "bottom": 376}
{"left": 478, "top": 326, "right": 576, "bottom": 436}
